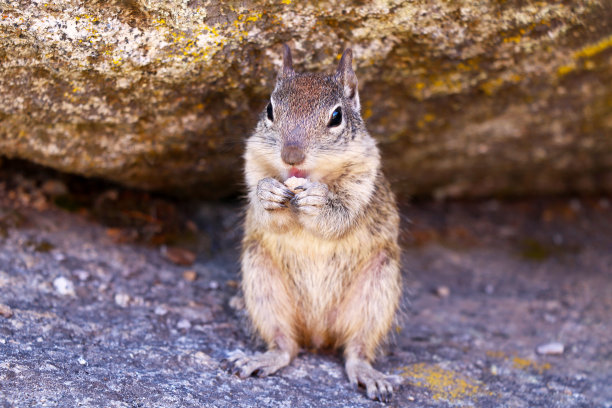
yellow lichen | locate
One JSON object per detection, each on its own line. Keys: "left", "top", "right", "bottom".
{"left": 573, "top": 34, "right": 612, "bottom": 59}
{"left": 480, "top": 77, "right": 504, "bottom": 96}
{"left": 423, "top": 113, "right": 435, "bottom": 122}
{"left": 557, "top": 63, "right": 575, "bottom": 76}
{"left": 401, "top": 363, "right": 489, "bottom": 401}
{"left": 504, "top": 35, "right": 522, "bottom": 44}
{"left": 485, "top": 350, "right": 506, "bottom": 359}
{"left": 487, "top": 350, "right": 552, "bottom": 374}
{"left": 512, "top": 356, "right": 551, "bottom": 374}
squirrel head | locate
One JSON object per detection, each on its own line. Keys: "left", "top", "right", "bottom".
{"left": 257, "top": 45, "right": 366, "bottom": 178}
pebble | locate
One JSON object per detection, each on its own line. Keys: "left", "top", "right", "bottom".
{"left": 114, "top": 293, "right": 131, "bottom": 308}
{"left": 41, "top": 180, "right": 68, "bottom": 196}
{"left": 0, "top": 303, "right": 14, "bottom": 318}
{"left": 177, "top": 319, "right": 191, "bottom": 330}
{"left": 78, "top": 357, "right": 87, "bottom": 365}
{"left": 52, "top": 252, "right": 66, "bottom": 262}
{"left": 163, "top": 247, "right": 196, "bottom": 266}
{"left": 53, "top": 276, "right": 75, "bottom": 296}
{"left": 154, "top": 305, "right": 168, "bottom": 316}
{"left": 536, "top": 342, "right": 565, "bottom": 355}
{"left": 229, "top": 295, "right": 245, "bottom": 310}
{"left": 208, "top": 280, "right": 219, "bottom": 290}
{"left": 74, "top": 269, "right": 90, "bottom": 281}
{"left": 182, "top": 270, "right": 197, "bottom": 282}
{"left": 435, "top": 285, "right": 450, "bottom": 298}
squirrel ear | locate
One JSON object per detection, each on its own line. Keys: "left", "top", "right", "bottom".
{"left": 335, "top": 48, "right": 360, "bottom": 109}
{"left": 279, "top": 44, "right": 294, "bottom": 79}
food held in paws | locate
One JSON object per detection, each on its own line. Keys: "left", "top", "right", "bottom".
{"left": 284, "top": 176, "right": 308, "bottom": 192}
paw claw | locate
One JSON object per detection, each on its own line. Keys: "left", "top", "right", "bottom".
{"left": 229, "top": 350, "right": 291, "bottom": 380}
{"left": 345, "top": 358, "right": 394, "bottom": 402}
{"left": 257, "top": 178, "right": 294, "bottom": 211}
{"left": 288, "top": 181, "right": 329, "bottom": 216}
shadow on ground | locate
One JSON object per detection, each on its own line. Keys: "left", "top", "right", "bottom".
{"left": 0, "top": 167, "right": 611, "bottom": 407}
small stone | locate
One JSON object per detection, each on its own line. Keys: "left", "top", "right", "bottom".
{"left": 435, "top": 285, "right": 450, "bottom": 297}
{"left": 164, "top": 247, "right": 196, "bottom": 266}
{"left": 569, "top": 199, "right": 581, "bottom": 212}
{"left": 53, "top": 276, "right": 75, "bottom": 296}
{"left": 208, "top": 280, "right": 219, "bottom": 290}
{"left": 154, "top": 305, "right": 168, "bottom": 316}
{"left": 545, "top": 300, "right": 561, "bottom": 310}
{"left": 52, "top": 252, "right": 66, "bottom": 261}
{"left": 537, "top": 342, "right": 564, "bottom": 355}
{"left": 0, "top": 303, "right": 13, "bottom": 318}
{"left": 185, "top": 220, "right": 198, "bottom": 232}
{"left": 41, "top": 179, "right": 68, "bottom": 196}
{"left": 484, "top": 284, "right": 495, "bottom": 295}
{"left": 182, "top": 270, "right": 197, "bottom": 281}
{"left": 177, "top": 318, "right": 191, "bottom": 330}
{"left": 229, "top": 295, "right": 245, "bottom": 310}
{"left": 544, "top": 313, "right": 557, "bottom": 323}
{"left": 226, "top": 280, "right": 239, "bottom": 288}
{"left": 74, "top": 269, "right": 90, "bottom": 281}
{"left": 114, "top": 292, "right": 131, "bottom": 308}
{"left": 78, "top": 357, "right": 87, "bottom": 365}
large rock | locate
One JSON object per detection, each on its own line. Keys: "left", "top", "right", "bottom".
{"left": 1, "top": 0, "right": 611, "bottom": 198}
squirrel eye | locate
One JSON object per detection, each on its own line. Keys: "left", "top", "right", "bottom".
{"left": 328, "top": 107, "right": 342, "bottom": 127}
{"left": 266, "top": 102, "right": 274, "bottom": 121}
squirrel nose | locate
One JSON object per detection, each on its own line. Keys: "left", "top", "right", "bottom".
{"left": 281, "top": 143, "right": 305, "bottom": 166}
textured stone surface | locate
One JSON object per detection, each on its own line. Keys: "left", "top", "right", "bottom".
{"left": 0, "top": 1, "right": 611, "bottom": 197}
{"left": 1, "top": 170, "right": 611, "bottom": 407}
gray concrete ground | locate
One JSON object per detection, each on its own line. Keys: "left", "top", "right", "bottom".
{"left": 0, "top": 169, "right": 611, "bottom": 407}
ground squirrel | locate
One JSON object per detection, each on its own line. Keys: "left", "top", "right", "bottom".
{"left": 230, "top": 45, "right": 401, "bottom": 402}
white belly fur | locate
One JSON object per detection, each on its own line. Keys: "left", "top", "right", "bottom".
{"left": 260, "top": 226, "right": 372, "bottom": 344}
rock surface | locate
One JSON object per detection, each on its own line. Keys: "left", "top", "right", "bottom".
{"left": 1, "top": 169, "right": 611, "bottom": 407}
{"left": 1, "top": 0, "right": 611, "bottom": 198}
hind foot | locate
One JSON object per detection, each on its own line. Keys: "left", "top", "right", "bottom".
{"left": 345, "top": 357, "right": 393, "bottom": 402}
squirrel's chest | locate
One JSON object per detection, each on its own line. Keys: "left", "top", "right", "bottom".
{"left": 263, "top": 229, "right": 361, "bottom": 274}
{"left": 262, "top": 230, "right": 362, "bottom": 303}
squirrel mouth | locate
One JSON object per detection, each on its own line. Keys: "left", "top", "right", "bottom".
{"left": 289, "top": 167, "right": 307, "bottom": 178}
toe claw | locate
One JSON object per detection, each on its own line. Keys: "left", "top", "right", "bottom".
{"left": 382, "top": 390, "right": 391, "bottom": 403}
{"left": 375, "top": 390, "right": 382, "bottom": 402}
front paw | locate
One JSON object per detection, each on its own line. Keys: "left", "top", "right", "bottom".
{"left": 257, "top": 177, "right": 294, "bottom": 211}
{"left": 289, "top": 181, "right": 329, "bottom": 216}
